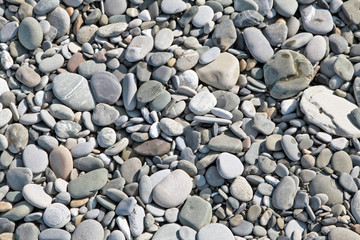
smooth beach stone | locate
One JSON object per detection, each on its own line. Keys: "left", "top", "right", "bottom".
{"left": 54, "top": 120, "right": 81, "bottom": 138}
{"left": 122, "top": 73, "right": 137, "bottom": 111}
{"left": 300, "top": 4, "right": 333, "bottom": 35}
{"left": 153, "top": 169, "right": 192, "bottom": 208}
{"left": 104, "top": 0, "right": 127, "bottom": 16}
{"left": 74, "top": 156, "right": 104, "bottom": 172}
{"left": 137, "top": 80, "right": 163, "bottom": 104}
{"left": 272, "top": 176, "right": 297, "bottom": 210}
{"left": 212, "top": 19, "right": 237, "bottom": 51}
{"left": 333, "top": 55, "right": 354, "bottom": 81}
{"left": 178, "top": 70, "right": 199, "bottom": 90}
{"left": 281, "top": 135, "right": 301, "bottom": 161}
{"left": 243, "top": 27, "right": 274, "bottom": 63}
{"left": 152, "top": 224, "right": 181, "bottom": 240}
{"left": 133, "top": 139, "right": 171, "bottom": 156}
{"left": 264, "top": 49, "right": 313, "bottom": 99}
{"left": 71, "top": 142, "right": 94, "bottom": 158}
{"left": 199, "top": 47, "right": 221, "bottom": 65}
{"left": 49, "top": 146, "right": 73, "bottom": 180}
{"left": 328, "top": 227, "right": 360, "bottom": 240}
{"left": 5, "top": 123, "right": 28, "bottom": 154}
{"left": 300, "top": 86, "right": 360, "bottom": 138}
{"left": 97, "top": 127, "right": 116, "bottom": 148}
{"left": 309, "top": 173, "right": 343, "bottom": 206}
{"left": 47, "top": 7, "right": 70, "bottom": 38}
{"left": 282, "top": 32, "right": 313, "bottom": 50}
{"left": 53, "top": 73, "right": 95, "bottom": 111}
{"left": 265, "top": 134, "right": 282, "bottom": 151}
{"left": 197, "top": 223, "right": 234, "bottom": 240}
{"left": 0, "top": 22, "right": 19, "bottom": 42}
{"left": 15, "top": 66, "right": 41, "bottom": 87}
{"left": 305, "top": 35, "right": 326, "bottom": 63}
{"left": 1, "top": 201, "right": 34, "bottom": 221}
{"left": 189, "top": 91, "right": 217, "bottom": 115}
{"left": 76, "top": 25, "right": 98, "bottom": 45}
{"left": 22, "top": 184, "right": 52, "bottom": 209}
{"left": 263, "top": 23, "right": 288, "bottom": 47}
{"left": 18, "top": 17, "right": 43, "bottom": 50}
{"left": 34, "top": 0, "right": 59, "bottom": 15}
{"left": 352, "top": 191, "right": 360, "bottom": 225}
{"left": 155, "top": 28, "right": 174, "bottom": 51}
{"left": 329, "top": 34, "right": 348, "bottom": 54}
{"left": 216, "top": 152, "right": 244, "bottom": 179}
{"left": 78, "top": 60, "right": 106, "bottom": 78}
{"left": 97, "top": 22, "right": 128, "bottom": 37}
{"left": 192, "top": 6, "right": 214, "bottom": 28}
{"left": 15, "top": 223, "right": 39, "bottom": 240}
{"left": 179, "top": 196, "right": 212, "bottom": 231}
{"left": 231, "top": 220, "right": 254, "bottom": 236}
{"left": 234, "top": 0, "right": 259, "bottom": 11}
{"left": 72, "top": 220, "right": 104, "bottom": 240}
{"left": 23, "top": 144, "right": 48, "bottom": 174}
{"left": 68, "top": 168, "right": 108, "bottom": 199}
{"left": 39, "top": 229, "right": 71, "bottom": 240}
{"left": 43, "top": 203, "right": 70, "bottom": 228}
{"left": 274, "top": 0, "right": 298, "bottom": 17}
{"left": 0, "top": 109, "right": 12, "bottom": 129}
{"left": 90, "top": 72, "right": 121, "bottom": 104}
{"left": 161, "top": 0, "right": 187, "bottom": 14}
{"left": 159, "top": 118, "right": 184, "bottom": 136}
{"left": 148, "top": 52, "right": 173, "bottom": 68}
{"left": 195, "top": 53, "right": 239, "bottom": 90}
{"left": 230, "top": 176, "right": 253, "bottom": 201}
{"left": 91, "top": 103, "right": 119, "bottom": 126}
{"left": 6, "top": 167, "right": 33, "bottom": 191}
{"left": 331, "top": 151, "right": 352, "bottom": 174}
{"left": 233, "top": 10, "right": 264, "bottom": 28}
{"left": 208, "top": 134, "right": 243, "bottom": 153}
{"left": 49, "top": 104, "right": 74, "bottom": 121}
{"left": 125, "top": 36, "right": 154, "bottom": 62}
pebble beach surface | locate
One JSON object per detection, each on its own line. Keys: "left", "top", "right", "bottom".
{"left": 1, "top": 0, "right": 360, "bottom": 239}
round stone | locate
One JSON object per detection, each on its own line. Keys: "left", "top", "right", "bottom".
{"left": 47, "top": 7, "right": 70, "bottom": 38}
{"left": 192, "top": 6, "right": 214, "bottom": 28}
{"left": 230, "top": 176, "right": 253, "bottom": 202}
{"left": 43, "top": 203, "right": 71, "bottom": 228}
{"left": 104, "top": 0, "right": 127, "bottom": 16}
{"left": 23, "top": 144, "right": 48, "bottom": 174}
{"left": 125, "top": 35, "right": 154, "bottom": 62}
{"left": 18, "top": 17, "right": 43, "bottom": 50}
{"left": 92, "top": 103, "right": 119, "bottom": 126}
{"left": 328, "top": 227, "right": 360, "bottom": 240}
{"left": 15, "top": 223, "right": 39, "bottom": 240}
{"left": 161, "top": 0, "right": 187, "bottom": 14}
{"left": 178, "top": 70, "right": 199, "bottom": 89}
{"left": 22, "top": 184, "right": 52, "bottom": 209}
{"left": 281, "top": 135, "right": 301, "bottom": 161}
{"left": 90, "top": 72, "right": 122, "bottom": 104}
{"left": 216, "top": 152, "right": 244, "bottom": 179}
{"left": 179, "top": 196, "right": 212, "bottom": 231}
{"left": 97, "top": 127, "right": 116, "bottom": 148}
{"left": 5, "top": 123, "right": 29, "bottom": 154}
{"left": 159, "top": 118, "right": 184, "bottom": 136}
{"left": 39, "top": 229, "right": 71, "bottom": 240}
{"left": 189, "top": 91, "right": 217, "bottom": 115}
{"left": 331, "top": 151, "right": 352, "bottom": 174}
{"left": 6, "top": 167, "right": 33, "bottom": 191}
{"left": 152, "top": 224, "right": 181, "bottom": 240}
{"left": 154, "top": 28, "right": 174, "bottom": 51}
{"left": 72, "top": 220, "right": 104, "bottom": 240}
{"left": 137, "top": 80, "right": 163, "bottom": 104}
{"left": 15, "top": 66, "right": 41, "bottom": 87}
{"left": 309, "top": 173, "right": 343, "bottom": 206}
{"left": 243, "top": 27, "right": 274, "bottom": 63}
{"left": 153, "top": 169, "right": 192, "bottom": 208}
{"left": 272, "top": 176, "right": 296, "bottom": 210}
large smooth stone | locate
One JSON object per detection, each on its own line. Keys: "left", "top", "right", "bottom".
{"left": 179, "top": 196, "right": 212, "bottom": 231}
{"left": 195, "top": 53, "right": 239, "bottom": 90}
{"left": 243, "top": 27, "right": 274, "bottom": 63}
{"left": 152, "top": 169, "right": 192, "bottom": 208}
{"left": 133, "top": 139, "right": 171, "bottom": 156}
{"left": 52, "top": 73, "right": 95, "bottom": 111}
{"left": 72, "top": 220, "right": 104, "bottom": 240}
{"left": 309, "top": 173, "right": 343, "bottom": 206}
{"left": 264, "top": 49, "right": 313, "bottom": 99}
{"left": 68, "top": 168, "right": 108, "bottom": 199}
{"left": 300, "top": 86, "right": 360, "bottom": 138}
{"left": 125, "top": 36, "right": 154, "bottom": 62}
{"left": 328, "top": 227, "right": 360, "bottom": 240}
{"left": 18, "top": 17, "right": 43, "bottom": 50}
{"left": 272, "top": 176, "right": 297, "bottom": 210}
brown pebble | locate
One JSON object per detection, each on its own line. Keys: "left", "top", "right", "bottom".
{"left": 229, "top": 214, "right": 244, "bottom": 227}
{"left": 66, "top": 7, "right": 74, "bottom": 17}
{"left": 168, "top": 58, "right": 176, "bottom": 67}
{"left": 70, "top": 198, "right": 89, "bottom": 208}
{"left": 75, "top": 214, "right": 85, "bottom": 226}
{"left": 277, "top": 217, "right": 285, "bottom": 229}
{"left": 239, "top": 59, "right": 246, "bottom": 72}
{"left": 0, "top": 233, "right": 14, "bottom": 240}
{"left": 0, "top": 202, "right": 12, "bottom": 213}
{"left": 99, "top": 14, "right": 108, "bottom": 26}
{"left": 276, "top": 18, "right": 286, "bottom": 25}
{"left": 49, "top": 145, "right": 73, "bottom": 180}
{"left": 123, "top": 37, "right": 132, "bottom": 45}
{"left": 246, "top": 59, "right": 257, "bottom": 71}
{"left": 73, "top": 14, "right": 83, "bottom": 36}
{"left": 67, "top": 52, "right": 86, "bottom": 72}
{"left": 242, "top": 136, "right": 251, "bottom": 151}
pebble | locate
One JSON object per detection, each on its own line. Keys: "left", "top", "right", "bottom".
{"left": 125, "top": 36, "right": 154, "bottom": 62}
{"left": 18, "top": 17, "right": 43, "bottom": 50}
{"left": 43, "top": 203, "right": 71, "bottom": 228}
{"left": 216, "top": 152, "right": 244, "bottom": 179}
{"left": 189, "top": 91, "right": 217, "bottom": 115}
{"left": 179, "top": 195, "right": 212, "bottom": 231}
{"left": 281, "top": 135, "right": 301, "bottom": 161}
{"left": 23, "top": 144, "right": 48, "bottom": 174}
{"left": 197, "top": 223, "right": 234, "bottom": 240}
{"left": 272, "top": 176, "right": 297, "bottom": 210}
{"left": 38, "top": 229, "right": 71, "bottom": 240}
{"left": 161, "top": 0, "right": 187, "bottom": 14}
{"left": 230, "top": 176, "right": 253, "bottom": 202}
{"left": 154, "top": 28, "right": 174, "bottom": 51}
{"left": 90, "top": 72, "right": 122, "bottom": 105}
{"left": 72, "top": 220, "right": 104, "bottom": 240}
{"left": 15, "top": 66, "right": 41, "bottom": 88}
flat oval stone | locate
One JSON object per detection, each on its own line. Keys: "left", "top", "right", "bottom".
{"left": 179, "top": 196, "right": 212, "bottom": 231}
{"left": 23, "top": 144, "right": 48, "bottom": 174}
{"left": 159, "top": 118, "right": 184, "bottom": 136}
{"left": 68, "top": 168, "right": 108, "bottom": 199}
{"left": 195, "top": 53, "right": 239, "bottom": 90}
{"left": 53, "top": 73, "right": 95, "bottom": 111}
{"left": 90, "top": 72, "right": 121, "bottom": 104}
{"left": 54, "top": 120, "right": 81, "bottom": 138}
{"left": 305, "top": 35, "right": 326, "bottom": 63}
{"left": 34, "top": 0, "right": 59, "bottom": 15}
{"left": 97, "top": 22, "right": 128, "bottom": 38}
{"left": 272, "top": 176, "right": 296, "bottom": 210}
{"left": 211, "top": 19, "right": 236, "bottom": 51}
{"left": 104, "top": 0, "right": 127, "bottom": 16}
{"left": 281, "top": 135, "right": 301, "bottom": 161}
{"left": 1, "top": 201, "right": 34, "bottom": 221}
{"left": 155, "top": 28, "right": 174, "bottom": 51}
{"left": 136, "top": 80, "right": 163, "bottom": 104}
{"left": 125, "top": 36, "right": 154, "bottom": 62}
{"left": 5, "top": 123, "right": 28, "bottom": 154}
{"left": 189, "top": 91, "right": 217, "bottom": 115}
{"left": 216, "top": 152, "right": 244, "bottom": 179}
{"left": 153, "top": 169, "right": 192, "bottom": 208}
{"left": 199, "top": 47, "right": 221, "bottom": 65}
{"left": 243, "top": 27, "right": 274, "bottom": 63}
{"left": 230, "top": 176, "right": 253, "bottom": 201}
{"left": 78, "top": 60, "right": 106, "bottom": 79}
{"left": 231, "top": 220, "right": 254, "bottom": 236}
{"left": 22, "top": 184, "right": 52, "bottom": 209}
{"left": 197, "top": 223, "right": 234, "bottom": 240}
{"left": 152, "top": 224, "right": 181, "bottom": 240}
{"left": 74, "top": 156, "right": 104, "bottom": 172}
{"left": 300, "top": 4, "right": 333, "bottom": 35}
{"left": 208, "top": 134, "right": 243, "bottom": 154}
{"left": 192, "top": 6, "right": 214, "bottom": 28}
{"left": 43, "top": 203, "right": 70, "bottom": 228}
{"left": 18, "top": 17, "right": 43, "bottom": 50}
{"left": 72, "top": 220, "right": 104, "bottom": 240}
{"left": 15, "top": 223, "right": 39, "bottom": 240}
{"left": 15, "top": 66, "right": 41, "bottom": 87}
{"left": 47, "top": 7, "right": 70, "bottom": 38}
{"left": 331, "top": 151, "right": 352, "bottom": 174}
{"left": 161, "top": 0, "right": 187, "bottom": 14}
{"left": 39, "top": 229, "right": 71, "bottom": 240}
{"left": 334, "top": 55, "right": 354, "bottom": 81}
{"left": 0, "top": 109, "right": 12, "bottom": 129}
